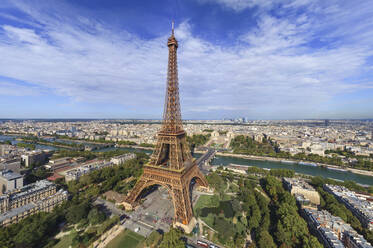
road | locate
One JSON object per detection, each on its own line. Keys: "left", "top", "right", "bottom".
{"left": 94, "top": 197, "right": 125, "bottom": 216}
{"left": 185, "top": 235, "right": 223, "bottom": 248}
{"left": 196, "top": 148, "right": 216, "bottom": 173}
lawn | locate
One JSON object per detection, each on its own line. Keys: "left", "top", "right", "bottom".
{"left": 194, "top": 195, "right": 219, "bottom": 228}
{"left": 107, "top": 229, "right": 145, "bottom": 248}
{"left": 199, "top": 200, "right": 234, "bottom": 218}
{"left": 194, "top": 195, "right": 217, "bottom": 212}
{"left": 53, "top": 231, "right": 77, "bottom": 248}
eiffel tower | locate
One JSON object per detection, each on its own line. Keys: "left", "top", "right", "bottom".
{"left": 123, "top": 22, "right": 208, "bottom": 231}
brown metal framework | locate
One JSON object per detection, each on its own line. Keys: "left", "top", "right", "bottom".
{"left": 124, "top": 24, "right": 208, "bottom": 225}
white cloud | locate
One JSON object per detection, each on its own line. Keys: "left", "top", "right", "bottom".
{"left": 197, "top": 0, "right": 281, "bottom": 12}
{"left": 0, "top": 0, "right": 372, "bottom": 118}
{"left": 0, "top": 82, "right": 42, "bottom": 96}
{"left": 3, "top": 25, "right": 44, "bottom": 45}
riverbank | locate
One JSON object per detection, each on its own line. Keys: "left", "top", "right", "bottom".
{"left": 58, "top": 138, "right": 114, "bottom": 146}
{"left": 57, "top": 138, "right": 154, "bottom": 151}
{"left": 215, "top": 152, "right": 373, "bottom": 177}
{"left": 33, "top": 141, "right": 74, "bottom": 150}
{"left": 116, "top": 144, "right": 155, "bottom": 151}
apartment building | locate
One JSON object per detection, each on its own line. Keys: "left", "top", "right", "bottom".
{"left": 324, "top": 184, "right": 373, "bottom": 231}
{"left": 303, "top": 209, "right": 372, "bottom": 248}
{"left": 283, "top": 177, "right": 320, "bottom": 205}
{"left": 0, "top": 180, "right": 67, "bottom": 226}
{"left": 0, "top": 170, "right": 23, "bottom": 194}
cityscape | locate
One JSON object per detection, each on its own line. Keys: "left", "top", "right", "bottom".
{"left": 1, "top": 1, "right": 373, "bottom": 248}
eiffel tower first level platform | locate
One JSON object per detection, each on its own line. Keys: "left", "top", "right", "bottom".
{"left": 123, "top": 22, "right": 209, "bottom": 232}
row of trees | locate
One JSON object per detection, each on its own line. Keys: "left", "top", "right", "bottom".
{"left": 0, "top": 140, "right": 12, "bottom": 145}
{"left": 21, "top": 136, "right": 85, "bottom": 150}
{"left": 16, "top": 142, "right": 36, "bottom": 150}
{"left": 246, "top": 167, "right": 295, "bottom": 178}
{"left": 310, "top": 176, "right": 373, "bottom": 195}
{"left": 186, "top": 134, "right": 211, "bottom": 148}
{"left": 55, "top": 134, "right": 157, "bottom": 148}
{"left": 117, "top": 140, "right": 137, "bottom": 146}
{"left": 262, "top": 176, "right": 323, "bottom": 248}
{"left": 51, "top": 148, "right": 139, "bottom": 161}
{"left": 237, "top": 180, "right": 276, "bottom": 248}
{"left": 230, "top": 135, "right": 275, "bottom": 155}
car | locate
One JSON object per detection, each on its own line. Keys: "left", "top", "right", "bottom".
{"left": 197, "top": 240, "right": 208, "bottom": 248}
{"left": 209, "top": 244, "right": 220, "bottom": 248}
{"left": 185, "top": 244, "right": 196, "bottom": 248}
{"left": 134, "top": 227, "right": 140, "bottom": 232}
{"left": 119, "top": 214, "right": 128, "bottom": 221}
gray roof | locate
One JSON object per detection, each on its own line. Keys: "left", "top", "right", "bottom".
{"left": 0, "top": 202, "right": 36, "bottom": 223}
{"left": 0, "top": 170, "right": 22, "bottom": 180}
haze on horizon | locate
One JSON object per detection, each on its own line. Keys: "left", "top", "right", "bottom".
{"left": 0, "top": 0, "right": 372, "bottom": 120}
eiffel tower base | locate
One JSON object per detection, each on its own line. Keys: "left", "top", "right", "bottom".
{"left": 122, "top": 201, "right": 134, "bottom": 211}
{"left": 123, "top": 164, "right": 208, "bottom": 231}
{"left": 174, "top": 216, "right": 196, "bottom": 234}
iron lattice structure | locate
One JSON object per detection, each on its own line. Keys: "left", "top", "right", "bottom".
{"left": 125, "top": 25, "right": 208, "bottom": 226}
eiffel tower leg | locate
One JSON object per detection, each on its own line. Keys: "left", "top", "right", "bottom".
{"left": 193, "top": 169, "right": 209, "bottom": 188}
{"left": 172, "top": 184, "right": 198, "bottom": 233}
{"left": 185, "top": 165, "right": 209, "bottom": 190}
{"left": 171, "top": 186, "right": 191, "bottom": 224}
{"left": 123, "top": 177, "right": 148, "bottom": 210}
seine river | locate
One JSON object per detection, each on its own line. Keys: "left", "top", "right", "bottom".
{"left": 211, "top": 155, "right": 373, "bottom": 186}
{"left": 1, "top": 135, "right": 372, "bottom": 186}
{"left": 97, "top": 146, "right": 373, "bottom": 186}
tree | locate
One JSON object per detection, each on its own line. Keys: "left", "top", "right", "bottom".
{"left": 66, "top": 201, "right": 90, "bottom": 224}
{"left": 159, "top": 228, "right": 185, "bottom": 248}
{"left": 210, "top": 194, "right": 220, "bottom": 206}
{"left": 87, "top": 208, "right": 106, "bottom": 225}
{"left": 145, "top": 230, "right": 163, "bottom": 247}
{"left": 262, "top": 176, "right": 323, "bottom": 248}
{"left": 302, "top": 236, "right": 323, "bottom": 248}
{"left": 213, "top": 216, "right": 235, "bottom": 243}
{"left": 257, "top": 229, "right": 276, "bottom": 248}
{"left": 207, "top": 172, "right": 226, "bottom": 196}
{"left": 248, "top": 205, "right": 261, "bottom": 231}
{"left": 12, "top": 212, "right": 60, "bottom": 248}
{"left": 231, "top": 198, "right": 242, "bottom": 215}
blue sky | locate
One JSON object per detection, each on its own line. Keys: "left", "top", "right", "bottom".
{"left": 0, "top": 0, "right": 373, "bottom": 119}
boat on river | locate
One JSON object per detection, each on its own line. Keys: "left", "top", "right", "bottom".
{"left": 298, "top": 161, "right": 318, "bottom": 167}
{"left": 281, "top": 160, "right": 296, "bottom": 164}
{"left": 326, "top": 166, "right": 348, "bottom": 172}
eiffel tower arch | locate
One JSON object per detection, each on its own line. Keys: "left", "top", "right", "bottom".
{"left": 123, "top": 23, "right": 208, "bottom": 232}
